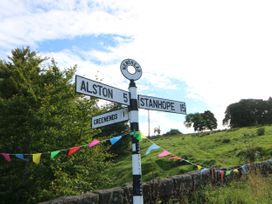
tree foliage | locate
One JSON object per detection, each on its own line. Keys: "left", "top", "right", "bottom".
{"left": 163, "top": 129, "right": 182, "bottom": 136}
{"left": 184, "top": 110, "right": 217, "bottom": 132}
{"left": 223, "top": 98, "right": 272, "bottom": 128}
{"left": 0, "top": 48, "right": 113, "bottom": 203}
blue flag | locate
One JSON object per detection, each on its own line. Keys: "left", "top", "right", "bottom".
{"left": 110, "top": 135, "right": 122, "bottom": 145}
{"left": 241, "top": 165, "right": 249, "bottom": 174}
{"left": 145, "top": 143, "right": 160, "bottom": 155}
{"left": 200, "top": 168, "right": 209, "bottom": 175}
{"left": 15, "top": 154, "right": 27, "bottom": 161}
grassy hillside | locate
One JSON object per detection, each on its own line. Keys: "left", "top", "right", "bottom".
{"left": 202, "top": 173, "right": 272, "bottom": 204}
{"left": 105, "top": 125, "right": 272, "bottom": 188}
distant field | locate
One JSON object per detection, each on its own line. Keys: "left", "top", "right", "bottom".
{"left": 105, "top": 125, "right": 272, "bottom": 188}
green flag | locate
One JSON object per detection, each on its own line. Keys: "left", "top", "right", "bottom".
{"left": 225, "top": 170, "right": 231, "bottom": 176}
{"left": 50, "top": 150, "right": 61, "bottom": 159}
{"left": 132, "top": 131, "right": 142, "bottom": 141}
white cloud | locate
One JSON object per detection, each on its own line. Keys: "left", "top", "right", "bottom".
{"left": 0, "top": 0, "right": 134, "bottom": 51}
{"left": 1, "top": 0, "right": 272, "bottom": 133}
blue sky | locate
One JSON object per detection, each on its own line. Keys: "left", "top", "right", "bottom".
{"left": 0, "top": 0, "right": 272, "bottom": 135}
{"left": 38, "top": 34, "right": 131, "bottom": 53}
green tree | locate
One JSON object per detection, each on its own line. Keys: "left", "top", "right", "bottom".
{"left": 184, "top": 111, "right": 217, "bottom": 132}
{"left": 163, "top": 129, "right": 182, "bottom": 136}
{"left": 203, "top": 110, "right": 218, "bottom": 131}
{"left": 0, "top": 48, "right": 113, "bottom": 203}
{"left": 223, "top": 98, "right": 272, "bottom": 128}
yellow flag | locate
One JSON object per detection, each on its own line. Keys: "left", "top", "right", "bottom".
{"left": 233, "top": 169, "right": 239, "bottom": 173}
{"left": 140, "top": 132, "right": 146, "bottom": 139}
{"left": 33, "top": 153, "right": 42, "bottom": 164}
{"left": 197, "top": 165, "right": 202, "bottom": 170}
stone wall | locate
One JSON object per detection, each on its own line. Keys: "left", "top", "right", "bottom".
{"left": 40, "top": 159, "right": 272, "bottom": 204}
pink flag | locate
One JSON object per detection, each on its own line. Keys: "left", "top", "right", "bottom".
{"left": 158, "top": 150, "right": 171, "bottom": 158}
{"left": 88, "top": 139, "right": 100, "bottom": 148}
{"left": 67, "top": 146, "right": 81, "bottom": 156}
{"left": 1, "top": 153, "right": 11, "bottom": 162}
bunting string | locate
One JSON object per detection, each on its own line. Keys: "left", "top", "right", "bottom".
{"left": 0, "top": 131, "right": 265, "bottom": 179}
{"left": 142, "top": 135, "right": 253, "bottom": 179}
{"left": 0, "top": 131, "right": 130, "bottom": 164}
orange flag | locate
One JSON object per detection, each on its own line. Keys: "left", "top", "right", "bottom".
{"left": 220, "top": 170, "right": 225, "bottom": 184}
{"left": 168, "top": 156, "right": 182, "bottom": 161}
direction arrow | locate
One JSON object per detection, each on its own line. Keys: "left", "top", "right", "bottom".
{"left": 92, "top": 108, "right": 129, "bottom": 128}
{"left": 76, "top": 75, "right": 130, "bottom": 105}
{"left": 138, "top": 94, "right": 186, "bottom": 114}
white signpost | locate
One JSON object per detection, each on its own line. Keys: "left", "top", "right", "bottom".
{"left": 75, "top": 59, "right": 186, "bottom": 204}
{"left": 75, "top": 75, "right": 130, "bottom": 105}
{"left": 92, "top": 108, "right": 129, "bottom": 129}
{"left": 138, "top": 94, "right": 186, "bottom": 114}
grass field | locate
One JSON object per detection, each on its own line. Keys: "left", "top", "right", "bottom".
{"left": 105, "top": 125, "right": 272, "bottom": 188}
{"left": 199, "top": 172, "right": 272, "bottom": 204}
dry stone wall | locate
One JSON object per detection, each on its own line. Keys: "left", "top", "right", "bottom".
{"left": 40, "top": 159, "right": 272, "bottom": 204}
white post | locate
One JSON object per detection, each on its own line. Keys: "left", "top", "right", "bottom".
{"left": 120, "top": 59, "right": 143, "bottom": 204}
{"left": 129, "top": 80, "right": 143, "bottom": 204}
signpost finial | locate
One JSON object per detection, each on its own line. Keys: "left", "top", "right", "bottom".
{"left": 120, "top": 59, "right": 142, "bottom": 81}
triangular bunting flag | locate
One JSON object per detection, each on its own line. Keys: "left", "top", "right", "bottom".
{"left": 88, "top": 139, "right": 100, "bottom": 148}
{"left": 197, "top": 165, "right": 202, "bottom": 170}
{"left": 141, "top": 133, "right": 146, "bottom": 139}
{"left": 233, "top": 169, "right": 239, "bottom": 173}
{"left": 1, "top": 153, "right": 11, "bottom": 162}
{"left": 158, "top": 150, "right": 171, "bottom": 157}
{"left": 145, "top": 144, "right": 160, "bottom": 155}
{"left": 15, "top": 154, "right": 27, "bottom": 161}
{"left": 241, "top": 165, "right": 249, "bottom": 174}
{"left": 110, "top": 136, "right": 122, "bottom": 145}
{"left": 132, "top": 131, "right": 143, "bottom": 141}
{"left": 67, "top": 146, "right": 81, "bottom": 156}
{"left": 168, "top": 156, "right": 182, "bottom": 161}
{"left": 220, "top": 170, "right": 225, "bottom": 183}
{"left": 51, "top": 150, "right": 61, "bottom": 159}
{"left": 32, "top": 153, "right": 41, "bottom": 164}
{"left": 200, "top": 168, "right": 209, "bottom": 175}
{"left": 225, "top": 170, "right": 231, "bottom": 176}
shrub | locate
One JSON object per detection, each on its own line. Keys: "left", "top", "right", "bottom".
{"left": 214, "top": 138, "right": 231, "bottom": 144}
{"left": 222, "top": 138, "right": 231, "bottom": 143}
{"left": 257, "top": 127, "right": 265, "bottom": 136}
{"left": 237, "top": 146, "right": 264, "bottom": 162}
{"left": 163, "top": 129, "right": 182, "bottom": 136}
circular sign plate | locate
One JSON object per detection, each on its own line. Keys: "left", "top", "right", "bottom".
{"left": 120, "top": 59, "right": 142, "bottom": 81}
